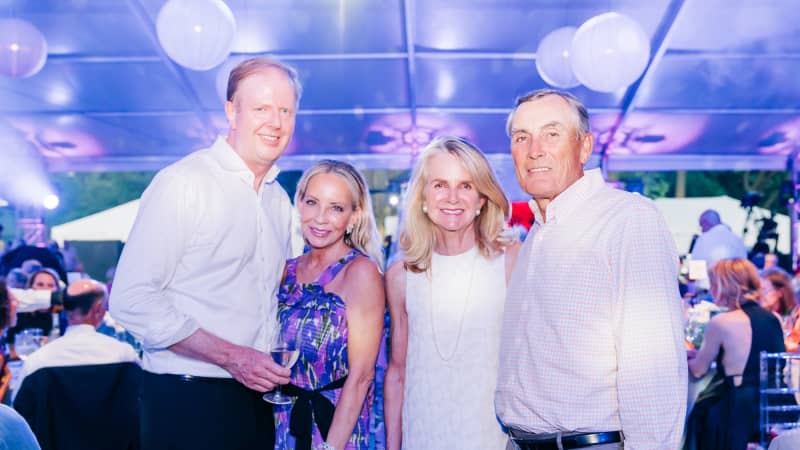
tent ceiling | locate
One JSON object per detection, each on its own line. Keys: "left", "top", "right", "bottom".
{"left": 1, "top": 0, "right": 799, "bottom": 173}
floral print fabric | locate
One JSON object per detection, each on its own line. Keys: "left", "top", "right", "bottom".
{"left": 273, "top": 250, "right": 372, "bottom": 450}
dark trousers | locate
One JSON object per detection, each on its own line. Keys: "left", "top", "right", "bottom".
{"left": 141, "top": 371, "right": 275, "bottom": 450}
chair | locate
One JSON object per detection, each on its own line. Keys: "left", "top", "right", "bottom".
{"left": 13, "top": 361, "right": 141, "bottom": 450}
{"left": 760, "top": 352, "right": 800, "bottom": 447}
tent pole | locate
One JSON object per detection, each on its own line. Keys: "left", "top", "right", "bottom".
{"left": 791, "top": 150, "right": 799, "bottom": 271}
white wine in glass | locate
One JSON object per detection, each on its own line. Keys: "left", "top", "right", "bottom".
{"left": 263, "top": 335, "right": 300, "bottom": 405}
{"left": 14, "top": 328, "right": 44, "bottom": 361}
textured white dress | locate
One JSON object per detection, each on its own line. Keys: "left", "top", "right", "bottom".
{"left": 402, "top": 246, "right": 507, "bottom": 449}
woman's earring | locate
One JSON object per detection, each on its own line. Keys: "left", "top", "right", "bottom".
{"left": 346, "top": 225, "right": 353, "bottom": 235}
{"left": 475, "top": 209, "right": 481, "bottom": 217}
{"left": 422, "top": 204, "right": 428, "bottom": 214}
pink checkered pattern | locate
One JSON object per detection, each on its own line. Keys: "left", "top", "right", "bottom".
{"left": 495, "top": 169, "right": 687, "bottom": 449}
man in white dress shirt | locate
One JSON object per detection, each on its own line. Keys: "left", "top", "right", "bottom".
{"left": 690, "top": 209, "right": 747, "bottom": 269}
{"left": 495, "top": 90, "right": 687, "bottom": 449}
{"left": 15, "top": 279, "right": 138, "bottom": 398}
{"left": 109, "top": 58, "right": 298, "bottom": 450}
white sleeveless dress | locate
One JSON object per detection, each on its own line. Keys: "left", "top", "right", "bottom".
{"left": 402, "top": 246, "right": 507, "bottom": 449}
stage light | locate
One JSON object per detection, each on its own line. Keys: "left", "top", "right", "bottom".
{"left": 389, "top": 194, "right": 400, "bottom": 207}
{"left": 42, "top": 194, "right": 59, "bottom": 210}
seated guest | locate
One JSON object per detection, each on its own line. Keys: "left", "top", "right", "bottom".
{"left": 6, "top": 268, "right": 61, "bottom": 347}
{"left": 760, "top": 267, "right": 800, "bottom": 352}
{"left": 14, "top": 278, "right": 139, "bottom": 397}
{"left": 13, "top": 279, "right": 141, "bottom": 450}
{"left": 685, "top": 258, "right": 786, "bottom": 450}
{"left": 0, "top": 281, "right": 41, "bottom": 450}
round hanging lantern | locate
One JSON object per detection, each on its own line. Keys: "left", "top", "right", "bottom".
{"left": 535, "top": 27, "right": 580, "bottom": 89}
{"left": 570, "top": 12, "right": 650, "bottom": 93}
{"left": 0, "top": 18, "right": 48, "bottom": 78}
{"left": 156, "top": 0, "right": 237, "bottom": 71}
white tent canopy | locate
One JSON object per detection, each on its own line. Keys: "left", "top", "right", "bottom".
{"left": 50, "top": 200, "right": 140, "bottom": 245}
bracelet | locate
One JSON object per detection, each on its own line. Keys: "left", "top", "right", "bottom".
{"left": 317, "top": 443, "right": 337, "bottom": 450}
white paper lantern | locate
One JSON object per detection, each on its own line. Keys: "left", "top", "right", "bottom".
{"left": 156, "top": 0, "right": 237, "bottom": 71}
{"left": 535, "top": 27, "right": 580, "bottom": 89}
{"left": 570, "top": 12, "right": 651, "bottom": 93}
{"left": 0, "top": 18, "right": 48, "bottom": 78}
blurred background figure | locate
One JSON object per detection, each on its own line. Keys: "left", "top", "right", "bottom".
{"left": 5, "top": 268, "right": 62, "bottom": 355}
{"left": 0, "top": 281, "right": 41, "bottom": 450}
{"left": 13, "top": 278, "right": 139, "bottom": 398}
{"left": 759, "top": 267, "right": 800, "bottom": 352}
{"left": 685, "top": 258, "right": 785, "bottom": 449}
{"left": 765, "top": 253, "right": 779, "bottom": 270}
{"left": 13, "top": 278, "right": 141, "bottom": 450}
{"left": 690, "top": 209, "right": 748, "bottom": 269}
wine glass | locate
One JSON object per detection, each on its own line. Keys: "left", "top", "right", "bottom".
{"left": 262, "top": 332, "right": 300, "bottom": 405}
{"left": 14, "top": 328, "right": 44, "bottom": 360}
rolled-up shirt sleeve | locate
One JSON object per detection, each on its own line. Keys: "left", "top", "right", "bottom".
{"left": 613, "top": 201, "right": 687, "bottom": 449}
{"left": 109, "top": 169, "right": 201, "bottom": 350}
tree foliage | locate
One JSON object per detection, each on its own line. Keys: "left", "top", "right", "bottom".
{"left": 45, "top": 172, "right": 157, "bottom": 226}
{"left": 610, "top": 170, "right": 789, "bottom": 212}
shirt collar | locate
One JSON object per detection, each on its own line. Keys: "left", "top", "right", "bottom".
{"left": 64, "top": 324, "right": 96, "bottom": 335}
{"left": 209, "top": 136, "right": 281, "bottom": 185}
{"left": 529, "top": 168, "right": 605, "bottom": 225}
{"left": 706, "top": 224, "right": 727, "bottom": 233}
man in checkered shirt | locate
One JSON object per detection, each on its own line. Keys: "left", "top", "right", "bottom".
{"left": 495, "top": 89, "right": 687, "bottom": 449}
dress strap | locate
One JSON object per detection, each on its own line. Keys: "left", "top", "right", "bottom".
{"left": 317, "top": 249, "right": 360, "bottom": 288}
{"left": 284, "top": 257, "right": 300, "bottom": 285}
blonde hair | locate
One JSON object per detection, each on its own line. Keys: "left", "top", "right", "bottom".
{"left": 295, "top": 160, "right": 385, "bottom": 269}
{"left": 709, "top": 258, "right": 761, "bottom": 309}
{"left": 399, "top": 136, "right": 511, "bottom": 273}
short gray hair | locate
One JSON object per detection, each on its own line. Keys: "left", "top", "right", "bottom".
{"left": 505, "top": 89, "right": 590, "bottom": 139}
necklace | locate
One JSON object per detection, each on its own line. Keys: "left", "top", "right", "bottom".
{"left": 428, "top": 247, "right": 478, "bottom": 361}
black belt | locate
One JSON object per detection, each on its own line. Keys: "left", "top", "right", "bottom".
{"left": 282, "top": 376, "right": 347, "bottom": 450}
{"left": 510, "top": 430, "right": 622, "bottom": 450}
{"left": 149, "top": 372, "right": 239, "bottom": 385}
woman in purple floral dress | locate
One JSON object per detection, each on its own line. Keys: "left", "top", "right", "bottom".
{"left": 273, "top": 160, "right": 385, "bottom": 450}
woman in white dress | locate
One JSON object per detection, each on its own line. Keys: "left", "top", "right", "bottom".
{"left": 384, "top": 136, "right": 520, "bottom": 450}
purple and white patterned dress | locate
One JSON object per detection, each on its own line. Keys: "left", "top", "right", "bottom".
{"left": 273, "top": 249, "right": 372, "bottom": 450}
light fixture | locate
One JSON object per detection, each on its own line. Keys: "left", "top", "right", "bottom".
{"left": 535, "top": 27, "right": 581, "bottom": 89}
{"left": 42, "top": 194, "right": 59, "bottom": 210}
{"left": 0, "top": 18, "right": 48, "bottom": 78}
{"left": 156, "top": 0, "right": 237, "bottom": 71}
{"left": 570, "top": 12, "right": 651, "bottom": 93}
